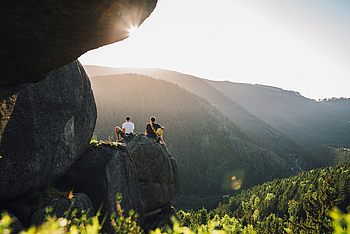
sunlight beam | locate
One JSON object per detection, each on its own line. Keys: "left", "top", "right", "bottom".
{"left": 127, "top": 25, "right": 139, "bottom": 38}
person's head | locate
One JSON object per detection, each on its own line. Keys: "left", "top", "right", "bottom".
{"left": 125, "top": 116, "right": 131, "bottom": 122}
{"left": 150, "top": 116, "right": 156, "bottom": 123}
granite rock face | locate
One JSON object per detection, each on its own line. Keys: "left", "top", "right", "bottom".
{"left": 0, "top": 0, "right": 157, "bottom": 86}
{"left": 0, "top": 61, "right": 96, "bottom": 201}
{"left": 58, "top": 136, "right": 179, "bottom": 230}
{"left": 127, "top": 135, "right": 179, "bottom": 212}
{"left": 57, "top": 143, "right": 145, "bottom": 220}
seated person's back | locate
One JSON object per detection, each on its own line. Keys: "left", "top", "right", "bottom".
{"left": 122, "top": 120, "right": 135, "bottom": 134}
{"left": 115, "top": 116, "right": 134, "bottom": 141}
{"left": 145, "top": 116, "right": 165, "bottom": 144}
{"left": 145, "top": 122, "right": 161, "bottom": 138}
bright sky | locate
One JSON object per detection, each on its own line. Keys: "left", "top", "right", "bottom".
{"left": 80, "top": 0, "right": 350, "bottom": 99}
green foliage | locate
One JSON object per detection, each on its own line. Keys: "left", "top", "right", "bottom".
{"left": 330, "top": 208, "right": 350, "bottom": 234}
{"left": 1, "top": 189, "right": 350, "bottom": 234}
{"left": 172, "top": 164, "right": 350, "bottom": 234}
{"left": 299, "top": 145, "right": 337, "bottom": 170}
{"left": 151, "top": 215, "right": 256, "bottom": 234}
{"left": 0, "top": 194, "right": 142, "bottom": 234}
{"left": 0, "top": 213, "right": 12, "bottom": 234}
{"left": 8, "top": 214, "right": 101, "bottom": 234}
{"left": 110, "top": 193, "right": 142, "bottom": 234}
{"left": 218, "top": 164, "right": 349, "bottom": 233}
{"left": 90, "top": 139, "right": 119, "bottom": 148}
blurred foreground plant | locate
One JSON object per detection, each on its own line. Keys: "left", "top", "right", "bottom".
{"left": 0, "top": 213, "right": 12, "bottom": 234}
{"left": 2, "top": 206, "right": 350, "bottom": 233}
{"left": 0, "top": 193, "right": 141, "bottom": 234}
{"left": 110, "top": 193, "right": 142, "bottom": 234}
{"left": 330, "top": 207, "right": 350, "bottom": 234}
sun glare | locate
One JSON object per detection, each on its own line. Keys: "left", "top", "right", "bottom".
{"left": 127, "top": 26, "right": 139, "bottom": 38}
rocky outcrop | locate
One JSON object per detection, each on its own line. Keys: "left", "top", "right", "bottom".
{"left": 57, "top": 143, "right": 145, "bottom": 220}
{"left": 0, "top": 0, "right": 157, "bottom": 87}
{"left": 57, "top": 136, "right": 179, "bottom": 230}
{"left": 0, "top": 61, "right": 96, "bottom": 201}
{"left": 0, "top": 1, "right": 176, "bottom": 231}
{"left": 127, "top": 135, "right": 179, "bottom": 212}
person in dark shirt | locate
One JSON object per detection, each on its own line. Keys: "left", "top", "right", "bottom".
{"left": 145, "top": 116, "right": 165, "bottom": 144}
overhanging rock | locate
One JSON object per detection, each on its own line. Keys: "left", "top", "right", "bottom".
{"left": 0, "top": 0, "right": 157, "bottom": 86}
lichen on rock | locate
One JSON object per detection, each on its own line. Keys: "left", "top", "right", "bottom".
{"left": 0, "top": 94, "right": 17, "bottom": 144}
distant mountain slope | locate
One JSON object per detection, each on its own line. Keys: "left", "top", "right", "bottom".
{"left": 207, "top": 80, "right": 350, "bottom": 147}
{"left": 84, "top": 65, "right": 302, "bottom": 156}
{"left": 85, "top": 65, "right": 350, "bottom": 148}
{"left": 90, "top": 73, "right": 294, "bottom": 196}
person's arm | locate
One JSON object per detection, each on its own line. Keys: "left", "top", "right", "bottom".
{"left": 144, "top": 124, "right": 149, "bottom": 136}
{"left": 121, "top": 123, "right": 126, "bottom": 133}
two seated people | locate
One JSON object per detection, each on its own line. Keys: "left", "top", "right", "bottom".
{"left": 115, "top": 116, "right": 165, "bottom": 144}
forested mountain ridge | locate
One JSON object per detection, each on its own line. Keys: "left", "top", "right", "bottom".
{"left": 84, "top": 65, "right": 303, "bottom": 157}
{"left": 90, "top": 73, "right": 295, "bottom": 197}
{"left": 207, "top": 80, "right": 350, "bottom": 147}
{"left": 85, "top": 65, "right": 350, "bottom": 148}
{"left": 177, "top": 163, "right": 350, "bottom": 233}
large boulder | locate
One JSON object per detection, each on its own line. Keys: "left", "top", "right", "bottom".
{"left": 0, "top": 0, "right": 157, "bottom": 86}
{"left": 127, "top": 135, "right": 179, "bottom": 212}
{"left": 0, "top": 61, "right": 96, "bottom": 201}
{"left": 57, "top": 143, "right": 145, "bottom": 220}
{"left": 57, "top": 136, "right": 179, "bottom": 230}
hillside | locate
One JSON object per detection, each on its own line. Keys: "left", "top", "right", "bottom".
{"left": 177, "top": 163, "right": 350, "bottom": 233}
{"left": 207, "top": 80, "right": 350, "bottom": 147}
{"left": 84, "top": 65, "right": 302, "bottom": 157}
{"left": 85, "top": 65, "right": 350, "bottom": 148}
{"left": 90, "top": 73, "right": 294, "bottom": 198}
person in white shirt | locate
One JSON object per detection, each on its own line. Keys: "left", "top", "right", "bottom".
{"left": 115, "top": 116, "right": 135, "bottom": 142}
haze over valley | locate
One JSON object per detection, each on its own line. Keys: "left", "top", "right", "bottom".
{"left": 85, "top": 65, "right": 350, "bottom": 211}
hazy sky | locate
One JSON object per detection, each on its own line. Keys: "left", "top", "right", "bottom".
{"left": 80, "top": 0, "right": 350, "bottom": 99}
